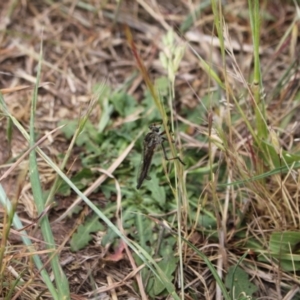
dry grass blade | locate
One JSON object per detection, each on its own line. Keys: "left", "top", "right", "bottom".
{"left": 0, "top": 126, "right": 64, "bottom": 182}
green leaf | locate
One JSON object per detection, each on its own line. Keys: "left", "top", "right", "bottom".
{"left": 135, "top": 214, "right": 154, "bottom": 252}
{"left": 110, "top": 92, "right": 136, "bottom": 117}
{"left": 57, "top": 168, "right": 94, "bottom": 196}
{"left": 70, "top": 215, "right": 104, "bottom": 251}
{"left": 189, "top": 209, "right": 217, "bottom": 229}
{"left": 263, "top": 231, "right": 300, "bottom": 271}
{"left": 147, "top": 255, "right": 178, "bottom": 298}
{"left": 269, "top": 231, "right": 300, "bottom": 254}
{"left": 59, "top": 119, "right": 99, "bottom": 152}
{"left": 225, "top": 266, "right": 258, "bottom": 299}
{"left": 70, "top": 168, "right": 94, "bottom": 189}
{"left": 101, "top": 227, "right": 119, "bottom": 247}
{"left": 145, "top": 176, "right": 166, "bottom": 206}
{"left": 261, "top": 140, "right": 300, "bottom": 167}
{"left": 145, "top": 235, "right": 178, "bottom": 298}
{"left": 58, "top": 120, "right": 78, "bottom": 139}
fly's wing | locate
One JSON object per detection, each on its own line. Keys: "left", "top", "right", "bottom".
{"left": 136, "top": 140, "right": 156, "bottom": 189}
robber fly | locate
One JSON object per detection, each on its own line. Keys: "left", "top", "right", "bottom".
{"left": 136, "top": 123, "right": 185, "bottom": 189}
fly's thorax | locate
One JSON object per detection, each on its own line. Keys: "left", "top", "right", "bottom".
{"left": 144, "top": 132, "right": 163, "bottom": 148}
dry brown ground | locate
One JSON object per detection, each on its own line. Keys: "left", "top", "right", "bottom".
{"left": 1, "top": 1, "right": 300, "bottom": 299}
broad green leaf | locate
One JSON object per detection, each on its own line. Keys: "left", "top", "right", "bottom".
{"left": 145, "top": 176, "right": 166, "bottom": 206}
{"left": 225, "top": 266, "right": 258, "bottom": 299}
{"left": 70, "top": 215, "right": 104, "bottom": 251}
{"left": 110, "top": 92, "right": 136, "bottom": 117}
{"left": 149, "top": 256, "right": 178, "bottom": 297}
{"left": 255, "top": 232, "right": 300, "bottom": 271}
{"left": 269, "top": 231, "right": 300, "bottom": 254}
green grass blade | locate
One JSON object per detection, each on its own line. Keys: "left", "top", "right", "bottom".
{"left": 0, "top": 185, "right": 59, "bottom": 298}
{"left": 28, "top": 42, "right": 70, "bottom": 299}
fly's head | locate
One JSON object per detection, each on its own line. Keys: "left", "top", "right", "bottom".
{"left": 144, "top": 123, "right": 162, "bottom": 148}
{"left": 149, "top": 123, "right": 160, "bottom": 133}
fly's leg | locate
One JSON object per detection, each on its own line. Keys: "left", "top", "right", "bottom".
{"left": 161, "top": 138, "right": 185, "bottom": 166}
{"left": 159, "top": 120, "right": 177, "bottom": 142}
